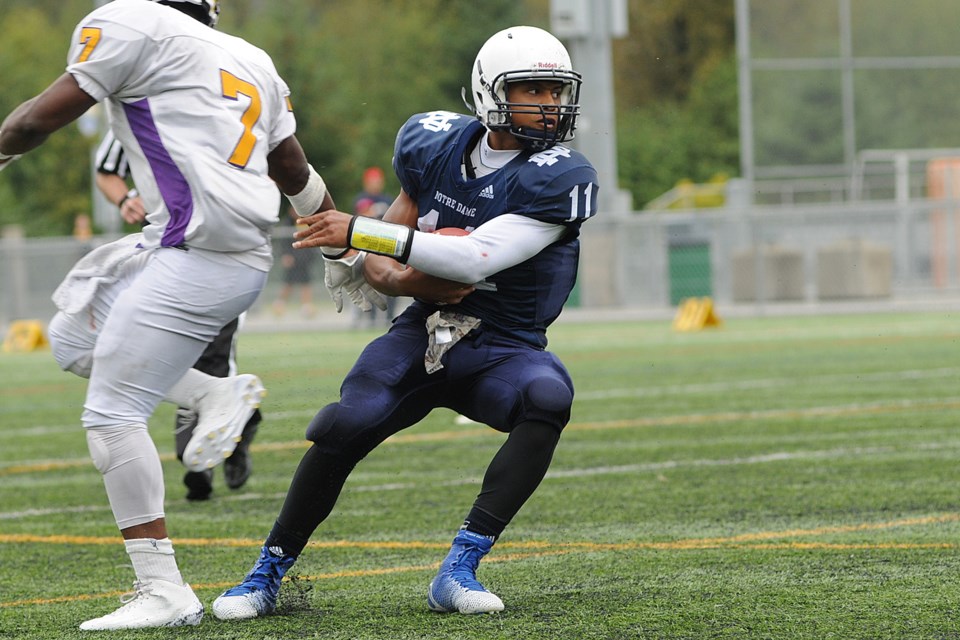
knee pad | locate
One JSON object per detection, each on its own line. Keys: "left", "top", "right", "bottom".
{"left": 64, "top": 354, "right": 93, "bottom": 378}
{"left": 86, "top": 423, "right": 153, "bottom": 473}
{"left": 305, "top": 403, "right": 339, "bottom": 444}
{"left": 304, "top": 402, "right": 384, "bottom": 467}
{"left": 523, "top": 376, "right": 573, "bottom": 431}
{"left": 48, "top": 313, "right": 94, "bottom": 377}
{"left": 86, "top": 424, "right": 165, "bottom": 529}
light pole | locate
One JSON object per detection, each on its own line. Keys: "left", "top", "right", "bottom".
{"left": 551, "top": 0, "right": 632, "bottom": 216}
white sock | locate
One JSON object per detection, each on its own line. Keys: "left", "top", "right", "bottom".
{"left": 125, "top": 538, "right": 184, "bottom": 586}
{"left": 164, "top": 368, "right": 217, "bottom": 409}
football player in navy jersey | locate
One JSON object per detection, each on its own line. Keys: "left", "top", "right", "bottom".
{"left": 213, "top": 25, "right": 599, "bottom": 620}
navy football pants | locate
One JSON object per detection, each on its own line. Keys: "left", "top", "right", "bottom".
{"left": 269, "top": 307, "right": 574, "bottom": 552}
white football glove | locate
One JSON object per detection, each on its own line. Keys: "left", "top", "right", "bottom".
{"left": 323, "top": 252, "right": 387, "bottom": 313}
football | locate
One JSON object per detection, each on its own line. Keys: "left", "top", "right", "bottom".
{"left": 433, "top": 227, "right": 470, "bottom": 236}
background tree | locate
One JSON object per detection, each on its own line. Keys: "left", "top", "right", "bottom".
{"left": 0, "top": 1, "right": 95, "bottom": 236}
{"left": 0, "top": 0, "right": 741, "bottom": 234}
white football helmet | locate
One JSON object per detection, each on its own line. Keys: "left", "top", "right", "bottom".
{"left": 467, "top": 26, "right": 582, "bottom": 151}
{"left": 150, "top": 0, "right": 220, "bottom": 27}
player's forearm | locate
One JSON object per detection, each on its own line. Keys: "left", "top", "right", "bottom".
{"left": 1, "top": 73, "right": 97, "bottom": 155}
{"left": 362, "top": 254, "right": 408, "bottom": 296}
{"left": 363, "top": 253, "right": 474, "bottom": 304}
{"left": 406, "top": 215, "right": 565, "bottom": 282}
{"left": 1, "top": 99, "right": 54, "bottom": 155}
{"left": 95, "top": 172, "right": 130, "bottom": 207}
{"left": 312, "top": 213, "right": 563, "bottom": 283}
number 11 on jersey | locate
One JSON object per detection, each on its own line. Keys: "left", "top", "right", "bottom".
{"left": 566, "top": 183, "right": 596, "bottom": 222}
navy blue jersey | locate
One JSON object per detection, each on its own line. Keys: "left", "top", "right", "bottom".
{"left": 393, "top": 110, "right": 599, "bottom": 347}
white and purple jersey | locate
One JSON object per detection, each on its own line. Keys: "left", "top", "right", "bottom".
{"left": 394, "top": 111, "right": 599, "bottom": 347}
{"left": 66, "top": 0, "right": 296, "bottom": 270}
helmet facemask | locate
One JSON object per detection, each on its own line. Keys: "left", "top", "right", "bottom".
{"left": 480, "top": 68, "right": 582, "bottom": 152}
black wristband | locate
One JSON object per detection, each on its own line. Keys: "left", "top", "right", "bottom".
{"left": 118, "top": 188, "right": 138, "bottom": 208}
{"left": 347, "top": 215, "right": 415, "bottom": 263}
{"left": 346, "top": 215, "right": 358, "bottom": 247}
{"left": 397, "top": 227, "right": 414, "bottom": 264}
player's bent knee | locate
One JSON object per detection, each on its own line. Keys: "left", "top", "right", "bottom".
{"left": 523, "top": 376, "right": 573, "bottom": 430}
{"left": 47, "top": 314, "right": 93, "bottom": 377}
{"left": 305, "top": 404, "right": 339, "bottom": 443}
{"left": 86, "top": 429, "right": 112, "bottom": 474}
{"left": 305, "top": 403, "right": 383, "bottom": 464}
{"left": 85, "top": 423, "right": 152, "bottom": 474}
{"left": 86, "top": 424, "right": 165, "bottom": 529}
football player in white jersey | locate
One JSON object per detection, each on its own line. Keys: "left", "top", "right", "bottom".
{"left": 94, "top": 128, "right": 264, "bottom": 502}
{"left": 0, "top": 0, "right": 375, "bottom": 630}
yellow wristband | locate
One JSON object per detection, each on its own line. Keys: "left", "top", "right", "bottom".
{"left": 348, "top": 216, "right": 413, "bottom": 262}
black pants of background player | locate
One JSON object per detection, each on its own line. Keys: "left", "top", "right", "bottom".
{"left": 173, "top": 316, "right": 262, "bottom": 501}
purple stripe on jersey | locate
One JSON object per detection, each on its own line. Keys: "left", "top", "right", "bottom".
{"left": 123, "top": 99, "right": 192, "bottom": 247}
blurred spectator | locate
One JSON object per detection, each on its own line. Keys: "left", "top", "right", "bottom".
{"left": 72, "top": 212, "right": 95, "bottom": 257}
{"left": 352, "top": 167, "right": 398, "bottom": 327}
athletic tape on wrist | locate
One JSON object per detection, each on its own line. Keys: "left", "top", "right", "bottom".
{"left": 321, "top": 247, "right": 350, "bottom": 260}
{"left": 0, "top": 154, "right": 20, "bottom": 173}
{"left": 348, "top": 216, "right": 414, "bottom": 262}
{"left": 288, "top": 165, "right": 327, "bottom": 217}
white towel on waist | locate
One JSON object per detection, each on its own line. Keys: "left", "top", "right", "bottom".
{"left": 52, "top": 233, "right": 150, "bottom": 315}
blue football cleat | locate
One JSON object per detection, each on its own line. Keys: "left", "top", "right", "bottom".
{"left": 428, "top": 530, "right": 504, "bottom": 614}
{"left": 212, "top": 546, "right": 295, "bottom": 620}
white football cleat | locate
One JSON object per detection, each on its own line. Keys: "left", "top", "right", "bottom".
{"left": 79, "top": 580, "right": 203, "bottom": 631}
{"left": 182, "top": 374, "right": 265, "bottom": 473}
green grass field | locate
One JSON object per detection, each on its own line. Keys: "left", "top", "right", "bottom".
{"left": 3, "top": 311, "right": 960, "bottom": 639}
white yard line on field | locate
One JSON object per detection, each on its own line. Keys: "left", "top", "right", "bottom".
{"left": 4, "top": 366, "right": 958, "bottom": 446}
{"left": 575, "top": 366, "right": 960, "bottom": 400}
{"left": 0, "top": 442, "right": 943, "bottom": 521}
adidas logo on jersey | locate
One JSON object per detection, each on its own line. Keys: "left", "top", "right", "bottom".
{"left": 478, "top": 185, "right": 495, "bottom": 199}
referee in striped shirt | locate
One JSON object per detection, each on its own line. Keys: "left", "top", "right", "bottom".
{"left": 95, "top": 130, "right": 147, "bottom": 225}
{"left": 94, "top": 131, "right": 263, "bottom": 501}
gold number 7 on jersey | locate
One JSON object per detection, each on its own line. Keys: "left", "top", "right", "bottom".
{"left": 220, "top": 70, "right": 262, "bottom": 169}
{"left": 78, "top": 27, "right": 102, "bottom": 62}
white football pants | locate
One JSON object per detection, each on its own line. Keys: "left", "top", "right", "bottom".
{"left": 48, "top": 245, "right": 266, "bottom": 528}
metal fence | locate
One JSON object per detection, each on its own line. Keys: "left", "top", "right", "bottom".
{"left": 8, "top": 195, "right": 960, "bottom": 330}
{"left": 0, "top": 232, "right": 329, "bottom": 328}
{"left": 577, "top": 196, "right": 960, "bottom": 311}
{"left": 736, "top": 0, "right": 960, "bottom": 187}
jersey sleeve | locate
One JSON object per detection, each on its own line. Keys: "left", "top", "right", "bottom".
{"left": 514, "top": 148, "right": 600, "bottom": 227}
{"left": 267, "top": 87, "right": 296, "bottom": 151}
{"left": 392, "top": 111, "right": 467, "bottom": 200}
{"left": 257, "top": 54, "right": 297, "bottom": 151}
{"left": 392, "top": 114, "right": 428, "bottom": 199}
{"left": 66, "top": 17, "right": 149, "bottom": 102}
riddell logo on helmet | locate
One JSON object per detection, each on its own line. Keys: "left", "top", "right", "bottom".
{"left": 535, "top": 62, "right": 562, "bottom": 69}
